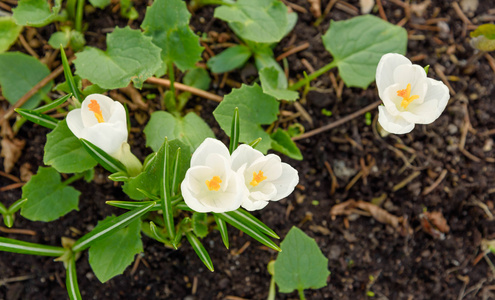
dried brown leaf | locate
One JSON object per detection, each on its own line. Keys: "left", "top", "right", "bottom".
{"left": 420, "top": 211, "right": 450, "bottom": 239}
{"left": 1, "top": 137, "right": 25, "bottom": 173}
{"left": 307, "top": 0, "right": 321, "bottom": 18}
{"left": 330, "top": 199, "right": 357, "bottom": 220}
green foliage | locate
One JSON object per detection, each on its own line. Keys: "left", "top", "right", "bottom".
{"left": 214, "top": 0, "right": 288, "bottom": 43}
{"left": 470, "top": 24, "right": 495, "bottom": 51}
{"left": 259, "top": 67, "right": 299, "bottom": 101}
{"left": 74, "top": 27, "right": 162, "bottom": 89}
{"left": 207, "top": 45, "right": 252, "bottom": 74}
{"left": 0, "top": 236, "right": 66, "bottom": 256}
{"left": 21, "top": 167, "right": 80, "bottom": 222}
{"left": 141, "top": 0, "right": 203, "bottom": 71}
{"left": 183, "top": 68, "right": 211, "bottom": 91}
{"left": 253, "top": 46, "right": 287, "bottom": 89}
{"left": 471, "top": 23, "right": 495, "bottom": 39}
{"left": 44, "top": 120, "right": 98, "bottom": 173}
{"left": 120, "top": 0, "right": 138, "bottom": 20}
{"left": 274, "top": 227, "right": 330, "bottom": 294}
{"left": 144, "top": 111, "right": 214, "bottom": 152}
{"left": 12, "top": 0, "right": 65, "bottom": 26}
{"left": 270, "top": 129, "right": 303, "bottom": 160}
{"left": 322, "top": 15, "right": 407, "bottom": 88}
{"left": 213, "top": 84, "right": 279, "bottom": 153}
{"left": 0, "top": 17, "right": 23, "bottom": 53}
{"left": 88, "top": 0, "right": 110, "bottom": 9}
{"left": 48, "top": 27, "right": 86, "bottom": 51}
{"left": 0, "top": 52, "right": 53, "bottom": 109}
{"left": 89, "top": 218, "right": 143, "bottom": 282}
{"left": 192, "top": 212, "right": 208, "bottom": 238}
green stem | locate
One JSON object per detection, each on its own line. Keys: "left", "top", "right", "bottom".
{"left": 63, "top": 173, "right": 85, "bottom": 186}
{"left": 75, "top": 0, "right": 84, "bottom": 32}
{"left": 298, "top": 288, "right": 306, "bottom": 300}
{"left": 198, "top": 0, "right": 232, "bottom": 6}
{"left": 167, "top": 61, "right": 176, "bottom": 98}
{"left": 289, "top": 60, "right": 337, "bottom": 91}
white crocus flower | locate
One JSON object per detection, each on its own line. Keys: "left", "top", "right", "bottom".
{"left": 376, "top": 53, "right": 450, "bottom": 134}
{"left": 231, "top": 144, "right": 299, "bottom": 211}
{"left": 67, "top": 94, "right": 142, "bottom": 176}
{"left": 181, "top": 138, "right": 246, "bottom": 213}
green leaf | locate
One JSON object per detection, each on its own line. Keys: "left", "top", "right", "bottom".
{"left": 214, "top": 0, "right": 288, "bottom": 43}
{"left": 79, "top": 138, "right": 127, "bottom": 174}
{"left": 12, "top": 0, "right": 64, "bottom": 27}
{"left": 123, "top": 140, "right": 191, "bottom": 200}
{"left": 322, "top": 14, "right": 407, "bottom": 89}
{"left": 213, "top": 84, "right": 279, "bottom": 153}
{"left": 214, "top": 214, "right": 229, "bottom": 249}
{"left": 0, "top": 17, "right": 23, "bottom": 53}
{"left": 228, "top": 208, "right": 279, "bottom": 239}
{"left": 106, "top": 200, "right": 161, "bottom": 211}
{"left": 66, "top": 254, "right": 82, "bottom": 300}
{"left": 74, "top": 27, "right": 162, "bottom": 89}
{"left": 20, "top": 167, "right": 80, "bottom": 222}
{"left": 157, "top": 140, "right": 175, "bottom": 242}
{"left": 253, "top": 47, "right": 287, "bottom": 89}
{"left": 49, "top": 28, "right": 86, "bottom": 51}
{"left": 192, "top": 212, "right": 208, "bottom": 238}
{"left": 270, "top": 129, "right": 303, "bottom": 160}
{"left": 88, "top": 0, "right": 110, "bottom": 9}
{"left": 229, "top": 107, "right": 240, "bottom": 154}
{"left": 34, "top": 94, "right": 71, "bottom": 113}
{"left": 120, "top": 0, "right": 138, "bottom": 20}
{"left": 471, "top": 24, "right": 495, "bottom": 39}
{"left": 185, "top": 231, "right": 214, "bottom": 272}
{"left": 183, "top": 68, "right": 211, "bottom": 91}
{"left": 274, "top": 227, "right": 330, "bottom": 293}
{"left": 0, "top": 52, "right": 53, "bottom": 109}
{"left": 15, "top": 108, "right": 59, "bottom": 129}
{"left": 44, "top": 120, "right": 98, "bottom": 173}
{"left": 0, "top": 236, "right": 66, "bottom": 256}
{"left": 72, "top": 202, "right": 155, "bottom": 253}
{"left": 141, "top": 0, "right": 203, "bottom": 71}
{"left": 207, "top": 45, "right": 252, "bottom": 74}
{"left": 144, "top": 111, "right": 214, "bottom": 152}
{"left": 216, "top": 212, "right": 281, "bottom": 251}
{"left": 259, "top": 67, "right": 299, "bottom": 101}
{"left": 60, "top": 47, "right": 83, "bottom": 104}
{"left": 89, "top": 217, "right": 143, "bottom": 282}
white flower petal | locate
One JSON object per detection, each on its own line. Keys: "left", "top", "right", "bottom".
{"left": 241, "top": 198, "right": 269, "bottom": 211}
{"left": 376, "top": 53, "right": 411, "bottom": 98}
{"left": 191, "top": 138, "right": 230, "bottom": 167}
{"left": 270, "top": 163, "right": 299, "bottom": 201}
{"left": 247, "top": 154, "right": 283, "bottom": 181}
{"left": 392, "top": 64, "right": 428, "bottom": 105}
{"left": 231, "top": 144, "right": 264, "bottom": 171}
{"left": 79, "top": 121, "right": 127, "bottom": 155}
{"left": 250, "top": 182, "right": 277, "bottom": 201}
{"left": 378, "top": 106, "right": 415, "bottom": 134}
{"left": 66, "top": 109, "right": 84, "bottom": 137}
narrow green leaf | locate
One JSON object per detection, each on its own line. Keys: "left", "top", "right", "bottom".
{"left": 66, "top": 254, "right": 82, "bottom": 300}
{"left": 216, "top": 212, "right": 281, "bottom": 251}
{"left": 229, "top": 107, "right": 240, "bottom": 154}
{"left": 80, "top": 138, "right": 127, "bottom": 174}
{"left": 60, "top": 47, "right": 82, "bottom": 104}
{"left": 3, "top": 214, "right": 14, "bottom": 228}
{"left": 108, "top": 171, "right": 129, "bottom": 182}
{"left": 171, "top": 148, "right": 181, "bottom": 196}
{"left": 249, "top": 137, "right": 262, "bottom": 149}
{"left": 72, "top": 202, "right": 156, "bottom": 252}
{"left": 214, "top": 214, "right": 229, "bottom": 249}
{"left": 274, "top": 227, "right": 330, "bottom": 293}
{"left": 175, "top": 202, "right": 193, "bottom": 211}
{"left": 15, "top": 108, "right": 59, "bottom": 129}
{"left": 159, "top": 140, "right": 175, "bottom": 241}
{"left": 34, "top": 94, "right": 71, "bottom": 113}
{"left": 227, "top": 209, "right": 279, "bottom": 239}
{"left": 185, "top": 231, "right": 214, "bottom": 272}
{"left": 0, "top": 237, "right": 66, "bottom": 256}
{"left": 149, "top": 221, "right": 168, "bottom": 243}
{"left": 0, "top": 202, "right": 7, "bottom": 214}
{"left": 7, "top": 198, "right": 27, "bottom": 213}
{"left": 207, "top": 45, "right": 252, "bottom": 74}
{"left": 106, "top": 200, "right": 161, "bottom": 211}
{"left": 137, "top": 188, "right": 160, "bottom": 201}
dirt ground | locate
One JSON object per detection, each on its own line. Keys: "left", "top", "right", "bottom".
{"left": 1, "top": 0, "right": 495, "bottom": 299}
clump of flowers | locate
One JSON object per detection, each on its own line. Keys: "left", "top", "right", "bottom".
{"left": 181, "top": 138, "right": 299, "bottom": 213}
{"left": 376, "top": 53, "right": 450, "bottom": 134}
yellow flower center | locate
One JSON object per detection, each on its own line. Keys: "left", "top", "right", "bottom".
{"left": 88, "top": 99, "right": 105, "bottom": 123}
{"left": 397, "top": 83, "right": 419, "bottom": 109}
{"left": 250, "top": 170, "right": 267, "bottom": 187}
{"left": 206, "top": 176, "right": 222, "bottom": 191}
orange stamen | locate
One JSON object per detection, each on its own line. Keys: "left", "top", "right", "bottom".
{"left": 250, "top": 170, "right": 267, "bottom": 187}
{"left": 397, "top": 83, "right": 419, "bottom": 109}
{"left": 88, "top": 100, "right": 105, "bottom": 123}
{"left": 206, "top": 176, "right": 222, "bottom": 191}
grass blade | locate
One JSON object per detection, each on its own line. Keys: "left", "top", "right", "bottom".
{"left": 229, "top": 107, "right": 240, "bottom": 153}
{"left": 185, "top": 231, "right": 214, "bottom": 272}
{"left": 106, "top": 200, "right": 161, "bottom": 211}
{"left": 0, "top": 237, "right": 66, "bottom": 256}
{"left": 15, "top": 108, "right": 59, "bottom": 129}
{"left": 159, "top": 140, "right": 175, "bottom": 242}
{"left": 66, "top": 254, "right": 82, "bottom": 300}
{"left": 80, "top": 138, "right": 127, "bottom": 174}
{"left": 228, "top": 208, "right": 279, "bottom": 239}
{"left": 214, "top": 214, "right": 229, "bottom": 249}
{"left": 60, "top": 46, "right": 83, "bottom": 104}
{"left": 34, "top": 94, "right": 71, "bottom": 113}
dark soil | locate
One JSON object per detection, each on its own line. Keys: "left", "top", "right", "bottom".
{"left": 1, "top": 0, "right": 495, "bottom": 299}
